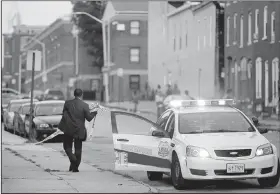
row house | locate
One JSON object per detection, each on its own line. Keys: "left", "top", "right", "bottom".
{"left": 22, "top": 18, "right": 101, "bottom": 99}
{"left": 224, "top": 1, "right": 280, "bottom": 116}
{"left": 102, "top": 0, "right": 148, "bottom": 102}
{"left": 2, "top": 25, "right": 45, "bottom": 91}
{"left": 148, "top": 1, "right": 224, "bottom": 99}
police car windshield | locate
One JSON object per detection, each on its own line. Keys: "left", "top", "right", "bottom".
{"left": 179, "top": 112, "right": 255, "bottom": 134}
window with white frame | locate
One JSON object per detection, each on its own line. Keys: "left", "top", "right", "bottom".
{"left": 130, "top": 21, "right": 140, "bottom": 35}
{"left": 226, "top": 16, "right": 230, "bottom": 46}
{"left": 233, "top": 13, "right": 237, "bottom": 44}
{"left": 204, "top": 17, "right": 207, "bottom": 47}
{"left": 248, "top": 12, "right": 252, "bottom": 44}
{"left": 185, "top": 20, "right": 188, "bottom": 47}
{"left": 179, "top": 24, "right": 182, "bottom": 50}
{"left": 255, "top": 57, "right": 262, "bottom": 99}
{"left": 130, "top": 48, "right": 140, "bottom": 63}
{"left": 271, "top": 12, "right": 276, "bottom": 43}
{"left": 173, "top": 24, "right": 176, "bottom": 51}
{"left": 263, "top": 6, "right": 268, "bottom": 39}
{"left": 240, "top": 15, "right": 244, "bottom": 47}
{"left": 209, "top": 16, "right": 212, "bottom": 46}
{"left": 272, "top": 58, "right": 279, "bottom": 106}
{"left": 254, "top": 9, "right": 259, "bottom": 39}
{"left": 265, "top": 60, "right": 269, "bottom": 106}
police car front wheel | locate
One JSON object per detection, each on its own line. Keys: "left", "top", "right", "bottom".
{"left": 171, "top": 154, "right": 186, "bottom": 190}
{"left": 147, "top": 171, "right": 163, "bottom": 181}
{"left": 258, "top": 159, "right": 280, "bottom": 188}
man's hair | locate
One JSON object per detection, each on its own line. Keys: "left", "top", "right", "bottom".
{"left": 74, "top": 88, "right": 83, "bottom": 97}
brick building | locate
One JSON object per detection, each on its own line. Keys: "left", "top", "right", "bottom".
{"left": 2, "top": 25, "right": 45, "bottom": 91}
{"left": 22, "top": 18, "right": 101, "bottom": 99}
{"left": 224, "top": 1, "right": 280, "bottom": 116}
{"left": 148, "top": 1, "right": 224, "bottom": 99}
{"left": 102, "top": 1, "right": 148, "bottom": 102}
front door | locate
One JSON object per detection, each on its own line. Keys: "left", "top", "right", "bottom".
{"left": 111, "top": 111, "right": 172, "bottom": 173}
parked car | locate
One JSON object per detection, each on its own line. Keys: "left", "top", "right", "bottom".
{"left": 28, "top": 90, "right": 44, "bottom": 101}
{"left": 2, "top": 88, "right": 22, "bottom": 111}
{"left": 13, "top": 103, "right": 36, "bottom": 137}
{"left": 24, "top": 100, "right": 65, "bottom": 141}
{"left": 3, "top": 99, "right": 38, "bottom": 133}
{"left": 43, "top": 89, "right": 65, "bottom": 100}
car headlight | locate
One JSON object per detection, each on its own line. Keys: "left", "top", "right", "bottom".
{"left": 256, "top": 143, "right": 273, "bottom": 156}
{"left": 38, "top": 124, "right": 49, "bottom": 128}
{"left": 186, "top": 146, "right": 210, "bottom": 158}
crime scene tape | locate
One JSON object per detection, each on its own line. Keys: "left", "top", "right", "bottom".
{"left": 35, "top": 103, "right": 110, "bottom": 145}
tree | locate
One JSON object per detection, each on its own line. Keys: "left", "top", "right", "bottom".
{"left": 72, "top": 1, "right": 105, "bottom": 69}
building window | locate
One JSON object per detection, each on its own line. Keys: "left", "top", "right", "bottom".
{"left": 272, "top": 58, "right": 279, "bottom": 106}
{"left": 255, "top": 57, "right": 262, "bottom": 99}
{"left": 233, "top": 13, "right": 237, "bottom": 44}
{"left": 130, "top": 21, "right": 140, "bottom": 35}
{"left": 173, "top": 24, "right": 176, "bottom": 51}
{"left": 209, "top": 16, "right": 212, "bottom": 46}
{"left": 130, "top": 48, "right": 140, "bottom": 63}
{"left": 197, "top": 36, "right": 200, "bottom": 50}
{"left": 179, "top": 37, "right": 182, "bottom": 50}
{"left": 185, "top": 20, "right": 188, "bottom": 47}
{"left": 240, "top": 57, "right": 247, "bottom": 80}
{"left": 254, "top": 9, "right": 259, "bottom": 41}
{"left": 271, "top": 12, "right": 276, "bottom": 43}
{"left": 248, "top": 12, "right": 252, "bottom": 45}
{"left": 265, "top": 60, "right": 269, "bottom": 106}
{"left": 263, "top": 6, "right": 268, "bottom": 39}
{"left": 204, "top": 17, "right": 207, "bottom": 47}
{"left": 240, "top": 15, "right": 244, "bottom": 47}
{"left": 226, "top": 16, "right": 230, "bottom": 46}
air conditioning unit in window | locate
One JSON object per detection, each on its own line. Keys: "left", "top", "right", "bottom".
{"left": 253, "top": 33, "right": 258, "bottom": 40}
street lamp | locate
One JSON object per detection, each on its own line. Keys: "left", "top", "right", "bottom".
{"left": 69, "top": 11, "right": 109, "bottom": 103}
{"left": 71, "top": 25, "right": 79, "bottom": 80}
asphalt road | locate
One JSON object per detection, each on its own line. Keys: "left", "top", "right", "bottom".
{"left": 43, "top": 110, "right": 280, "bottom": 193}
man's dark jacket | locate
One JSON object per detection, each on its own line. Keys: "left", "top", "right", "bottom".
{"left": 58, "top": 98, "right": 97, "bottom": 141}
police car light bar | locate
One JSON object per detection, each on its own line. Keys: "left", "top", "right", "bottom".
{"left": 170, "top": 99, "right": 235, "bottom": 108}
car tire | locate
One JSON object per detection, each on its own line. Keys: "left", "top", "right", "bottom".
{"left": 171, "top": 153, "right": 187, "bottom": 190}
{"left": 258, "top": 159, "right": 280, "bottom": 188}
{"left": 147, "top": 171, "right": 163, "bottom": 181}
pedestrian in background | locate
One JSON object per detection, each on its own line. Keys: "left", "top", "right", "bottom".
{"left": 58, "top": 88, "right": 98, "bottom": 172}
{"left": 166, "top": 84, "right": 172, "bottom": 96}
{"left": 172, "top": 84, "right": 181, "bottom": 95}
{"left": 132, "top": 90, "right": 139, "bottom": 113}
{"left": 223, "top": 89, "right": 234, "bottom": 99}
{"left": 155, "top": 85, "right": 164, "bottom": 117}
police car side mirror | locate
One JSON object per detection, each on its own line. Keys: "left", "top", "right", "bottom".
{"left": 152, "top": 130, "right": 165, "bottom": 138}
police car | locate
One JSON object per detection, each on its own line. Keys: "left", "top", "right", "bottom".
{"left": 110, "top": 99, "right": 280, "bottom": 190}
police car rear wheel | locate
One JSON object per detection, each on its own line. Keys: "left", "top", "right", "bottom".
{"left": 258, "top": 159, "right": 280, "bottom": 188}
{"left": 147, "top": 172, "right": 163, "bottom": 181}
{"left": 171, "top": 154, "right": 186, "bottom": 190}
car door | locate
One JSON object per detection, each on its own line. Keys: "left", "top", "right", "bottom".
{"left": 111, "top": 111, "right": 172, "bottom": 172}
{"left": 164, "top": 113, "right": 176, "bottom": 162}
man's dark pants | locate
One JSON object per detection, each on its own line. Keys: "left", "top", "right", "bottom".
{"left": 63, "top": 134, "right": 82, "bottom": 171}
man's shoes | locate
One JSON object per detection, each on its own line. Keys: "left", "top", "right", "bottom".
{"left": 69, "top": 164, "right": 73, "bottom": 172}
{"left": 72, "top": 169, "right": 79, "bottom": 172}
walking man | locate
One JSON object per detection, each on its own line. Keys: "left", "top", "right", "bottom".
{"left": 58, "top": 88, "right": 98, "bottom": 172}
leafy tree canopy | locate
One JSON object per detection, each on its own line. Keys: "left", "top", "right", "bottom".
{"left": 72, "top": 1, "right": 105, "bottom": 69}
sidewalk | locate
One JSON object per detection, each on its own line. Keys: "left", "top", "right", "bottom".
{"left": 103, "top": 101, "right": 279, "bottom": 130}
{"left": 1, "top": 130, "right": 155, "bottom": 193}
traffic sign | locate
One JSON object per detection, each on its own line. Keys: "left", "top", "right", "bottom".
{"left": 26, "top": 50, "right": 42, "bottom": 71}
{"left": 11, "top": 79, "right": 16, "bottom": 84}
{"left": 117, "top": 68, "right": 123, "bottom": 77}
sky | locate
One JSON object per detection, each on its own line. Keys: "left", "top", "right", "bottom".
{"left": 2, "top": 1, "right": 73, "bottom": 33}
